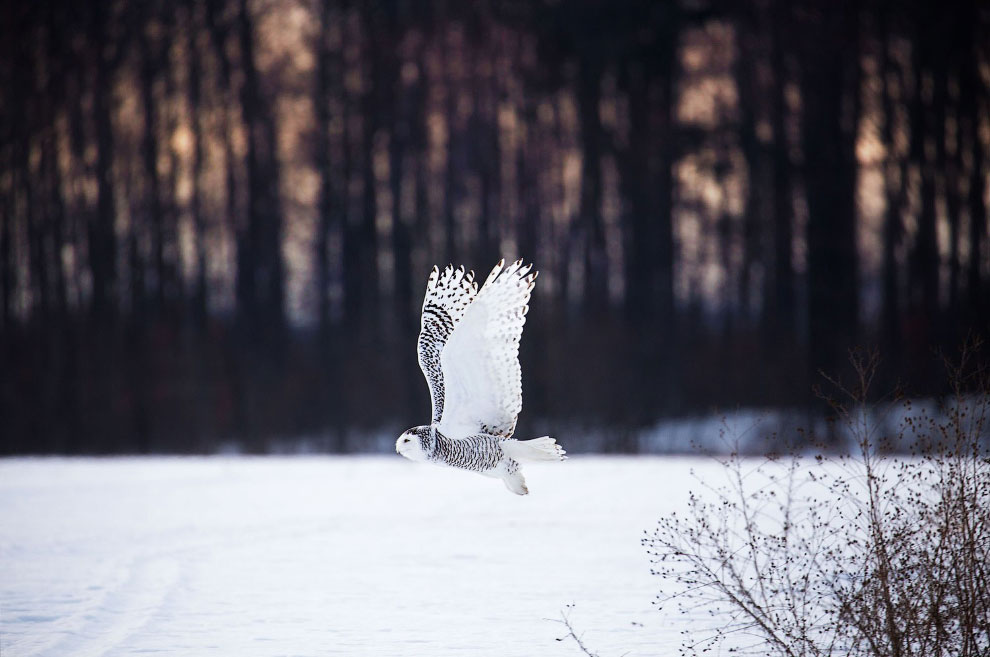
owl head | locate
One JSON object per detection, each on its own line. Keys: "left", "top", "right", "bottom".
{"left": 396, "top": 425, "right": 430, "bottom": 461}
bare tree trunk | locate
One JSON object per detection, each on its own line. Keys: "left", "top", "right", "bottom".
{"left": 734, "top": 6, "right": 766, "bottom": 326}
{"left": 931, "top": 17, "right": 956, "bottom": 338}
{"left": 41, "top": 0, "right": 69, "bottom": 322}
{"left": 205, "top": 0, "right": 238, "bottom": 254}
{"left": 358, "top": 7, "right": 383, "bottom": 324}
{"left": 879, "top": 2, "right": 904, "bottom": 357}
{"left": 908, "top": 8, "right": 939, "bottom": 341}
{"left": 622, "top": 56, "right": 675, "bottom": 323}
{"left": 41, "top": 2, "right": 78, "bottom": 451}
{"left": 470, "top": 38, "right": 499, "bottom": 265}
{"left": 162, "top": 7, "right": 181, "bottom": 313}
{"left": 620, "top": 2, "right": 680, "bottom": 417}
{"left": 517, "top": 124, "right": 539, "bottom": 266}
{"left": 962, "top": 1, "right": 987, "bottom": 326}
{"left": 89, "top": 0, "right": 120, "bottom": 322}
{"left": 44, "top": 133, "right": 69, "bottom": 321}
{"left": 139, "top": 2, "right": 166, "bottom": 310}
{"left": 236, "top": 0, "right": 285, "bottom": 340}
{"left": 622, "top": 62, "right": 656, "bottom": 323}
{"left": 768, "top": 0, "right": 795, "bottom": 342}
{"left": 341, "top": 8, "right": 361, "bottom": 326}
{"left": 652, "top": 24, "right": 679, "bottom": 401}
{"left": 576, "top": 56, "right": 607, "bottom": 313}
{"left": 204, "top": 0, "right": 242, "bottom": 327}
{"left": 0, "top": 0, "right": 14, "bottom": 329}
{"left": 186, "top": 0, "right": 208, "bottom": 326}
{"left": 391, "top": 36, "right": 413, "bottom": 330}
{"left": 655, "top": 21, "right": 678, "bottom": 340}
{"left": 15, "top": 16, "right": 50, "bottom": 320}
{"left": 314, "top": 0, "right": 337, "bottom": 330}
{"left": 0, "top": 180, "right": 11, "bottom": 327}
{"left": 443, "top": 27, "right": 461, "bottom": 263}
{"left": 20, "top": 25, "right": 49, "bottom": 319}
{"left": 800, "top": 0, "right": 860, "bottom": 378}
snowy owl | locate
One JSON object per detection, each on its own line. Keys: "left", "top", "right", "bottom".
{"left": 396, "top": 259, "right": 565, "bottom": 495}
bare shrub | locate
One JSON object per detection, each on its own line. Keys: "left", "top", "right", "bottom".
{"left": 644, "top": 343, "right": 990, "bottom": 656}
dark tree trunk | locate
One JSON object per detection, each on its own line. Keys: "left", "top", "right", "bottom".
{"left": 931, "top": 16, "right": 953, "bottom": 334}
{"left": 620, "top": 34, "right": 678, "bottom": 327}
{"left": 43, "top": 0, "right": 69, "bottom": 322}
{"left": 576, "top": 57, "right": 607, "bottom": 312}
{"left": 391, "top": 50, "right": 413, "bottom": 330}
{"left": 517, "top": 119, "right": 539, "bottom": 266}
{"left": 622, "top": 62, "right": 657, "bottom": 323}
{"left": 204, "top": 0, "right": 238, "bottom": 254}
{"left": 187, "top": 0, "right": 208, "bottom": 326}
{"left": 768, "top": 0, "right": 795, "bottom": 342}
{"left": 42, "top": 8, "right": 77, "bottom": 452}
{"left": 442, "top": 27, "right": 461, "bottom": 264}
{"left": 800, "top": 0, "right": 860, "bottom": 377}
{"left": 655, "top": 31, "right": 677, "bottom": 342}
{"left": 879, "top": 4, "right": 904, "bottom": 358}
{"left": 734, "top": 5, "right": 765, "bottom": 325}
{"left": 236, "top": 0, "right": 285, "bottom": 340}
{"left": 0, "top": 1, "right": 13, "bottom": 329}
{"left": 162, "top": 7, "right": 181, "bottom": 312}
{"left": 315, "top": 0, "right": 338, "bottom": 330}
{"left": 620, "top": 3, "right": 679, "bottom": 417}
{"left": 139, "top": 2, "right": 166, "bottom": 310}
{"left": 340, "top": 7, "right": 363, "bottom": 327}
{"left": 17, "top": 18, "right": 47, "bottom": 320}
{"left": 89, "top": 1, "right": 119, "bottom": 323}
{"left": 908, "top": 7, "right": 939, "bottom": 344}
{"left": 358, "top": 8, "right": 384, "bottom": 324}
{"left": 44, "top": 131, "right": 69, "bottom": 321}
{"left": 962, "top": 2, "right": 987, "bottom": 326}
{"left": 0, "top": 181, "right": 11, "bottom": 328}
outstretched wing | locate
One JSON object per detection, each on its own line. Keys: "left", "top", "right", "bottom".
{"left": 437, "top": 259, "right": 537, "bottom": 439}
{"left": 418, "top": 265, "right": 479, "bottom": 424}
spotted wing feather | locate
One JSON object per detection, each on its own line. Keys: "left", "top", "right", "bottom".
{"left": 438, "top": 259, "right": 536, "bottom": 439}
{"left": 418, "top": 265, "right": 479, "bottom": 424}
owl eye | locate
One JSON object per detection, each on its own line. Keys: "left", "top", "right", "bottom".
{"left": 403, "top": 437, "right": 411, "bottom": 443}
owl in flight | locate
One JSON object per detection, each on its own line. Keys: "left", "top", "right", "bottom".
{"left": 396, "top": 259, "right": 565, "bottom": 495}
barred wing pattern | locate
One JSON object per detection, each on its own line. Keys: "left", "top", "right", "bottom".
{"left": 417, "top": 265, "right": 479, "bottom": 424}
{"left": 437, "top": 259, "right": 536, "bottom": 439}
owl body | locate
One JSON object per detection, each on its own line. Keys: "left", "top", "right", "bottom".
{"left": 398, "top": 423, "right": 552, "bottom": 495}
{"left": 396, "top": 260, "right": 565, "bottom": 495}
{"left": 397, "top": 425, "right": 502, "bottom": 470}
{"left": 431, "top": 430, "right": 507, "bottom": 473}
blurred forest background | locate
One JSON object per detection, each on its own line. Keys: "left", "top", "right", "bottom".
{"left": 1, "top": 0, "right": 988, "bottom": 454}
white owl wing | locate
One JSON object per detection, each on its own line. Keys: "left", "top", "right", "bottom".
{"left": 418, "top": 265, "right": 479, "bottom": 425}
{"left": 437, "top": 259, "right": 537, "bottom": 439}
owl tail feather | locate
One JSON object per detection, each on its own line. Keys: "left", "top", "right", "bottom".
{"left": 503, "top": 436, "right": 566, "bottom": 462}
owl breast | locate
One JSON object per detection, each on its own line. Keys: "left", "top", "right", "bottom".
{"left": 430, "top": 431, "right": 504, "bottom": 472}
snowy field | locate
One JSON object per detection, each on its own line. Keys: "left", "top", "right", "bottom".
{"left": 0, "top": 456, "right": 721, "bottom": 657}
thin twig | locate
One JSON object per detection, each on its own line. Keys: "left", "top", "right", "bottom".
{"left": 549, "top": 606, "right": 601, "bottom": 657}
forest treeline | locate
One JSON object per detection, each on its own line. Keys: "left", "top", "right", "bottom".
{"left": 0, "top": 0, "right": 987, "bottom": 453}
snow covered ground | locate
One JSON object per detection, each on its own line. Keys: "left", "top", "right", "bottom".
{"left": 0, "top": 456, "right": 718, "bottom": 657}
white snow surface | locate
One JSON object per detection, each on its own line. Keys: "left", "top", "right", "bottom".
{"left": 0, "top": 456, "right": 710, "bottom": 656}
